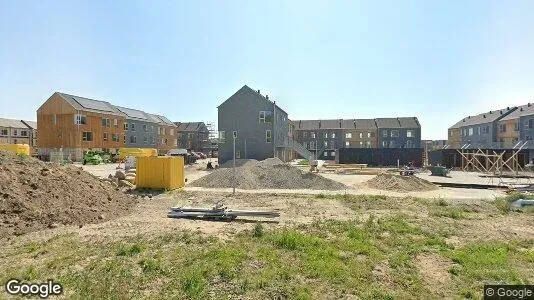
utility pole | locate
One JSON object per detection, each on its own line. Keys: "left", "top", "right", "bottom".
{"left": 273, "top": 100, "right": 276, "bottom": 159}
{"left": 233, "top": 131, "right": 237, "bottom": 195}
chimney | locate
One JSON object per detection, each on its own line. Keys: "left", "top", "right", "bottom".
{"left": 463, "top": 119, "right": 465, "bottom": 122}
{"left": 298, "top": 120, "right": 301, "bottom": 128}
{"left": 257, "top": 89, "right": 260, "bottom": 94}
{"left": 353, "top": 119, "right": 356, "bottom": 128}
{"left": 339, "top": 119, "right": 342, "bottom": 128}
{"left": 266, "top": 95, "right": 269, "bottom": 100}
{"left": 483, "top": 115, "right": 486, "bottom": 118}
{"left": 468, "top": 116, "right": 471, "bottom": 119}
{"left": 318, "top": 120, "right": 321, "bottom": 129}
{"left": 506, "top": 106, "right": 510, "bottom": 110}
{"left": 529, "top": 103, "right": 532, "bottom": 107}
{"left": 521, "top": 108, "right": 524, "bottom": 111}
{"left": 489, "top": 111, "right": 493, "bottom": 114}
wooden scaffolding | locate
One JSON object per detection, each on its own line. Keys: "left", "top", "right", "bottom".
{"left": 456, "top": 142, "right": 527, "bottom": 175}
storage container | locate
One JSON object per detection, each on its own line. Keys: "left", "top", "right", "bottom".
{"left": 118, "top": 148, "right": 158, "bottom": 160}
{"left": 0, "top": 144, "right": 30, "bottom": 156}
{"left": 136, "top": 156, "right": 185, "bottom": 190}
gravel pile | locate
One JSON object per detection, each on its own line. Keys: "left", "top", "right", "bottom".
{"left": 366, "top": 173, "right": 437, "bottom": 192}
{"left": 0, "top": 150, "right": 137, "bottom": 238}
{"left": 191, "top": 158, "right": 346, "bottom": 190}
{"left": 219, "top": 159, "right": 259, "bottom": 168}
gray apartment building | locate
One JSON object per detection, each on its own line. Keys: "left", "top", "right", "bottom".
{"left": 293, "top": 120, "right": 345, "bottom": 160}
{"left": 376, "top": 117, "right": 421, "bottom": 149}
{"left": 116, "top": 106, "right": 159, "bottom": 148}
{"left": 447, "top": 107, "right": 516, "bottom": 149}
{"left": 174, "top": 122, "right": 210, "bottom": 152}
{"left": 217, "top": 85, "right": 310, "bottom": 164}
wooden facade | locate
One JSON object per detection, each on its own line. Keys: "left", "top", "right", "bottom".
{"left": 496, "top": 119, "right": 519, "bottom": 147}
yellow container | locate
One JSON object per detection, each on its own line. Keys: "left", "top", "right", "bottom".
{"left": 0, "top": 144, "right": 30, "bottom": 156}
{"left": 118, "top": 148, "right": 157, "bottom": 160}
{"left": 136, "top": 156, "right": 185, "bottom": 190}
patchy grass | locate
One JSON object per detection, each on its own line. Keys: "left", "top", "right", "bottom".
{"left": 493, "top": 193, "right": 534, "bottom": 213}
{"left": 0, "top": 194, "right": 532, "bottom": 299}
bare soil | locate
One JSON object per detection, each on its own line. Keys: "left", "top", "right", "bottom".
{"left": 365, "top": 173, "right": 438, "bottom": 192}
{"left": 0, "top": 150, "right": 137, "bottom": 239}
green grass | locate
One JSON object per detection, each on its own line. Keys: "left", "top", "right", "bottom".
{"left": 493, "top": 193, "right": 534, "bottom": 213}
{"left": 297, "top": 159, "right": 310, "bottom": 165}
{"left": 430, "top": 207, "right": 466, "bottom": 219}
{"left": 0, "top": 213, "right": 532, "bottom": 299}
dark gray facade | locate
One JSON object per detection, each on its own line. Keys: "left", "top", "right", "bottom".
{"left": 293, "top": 120, "right": 345, "bottom": 160}
{"left": 217, "top": 86, "right": 290, "bottom": 164}
{"left": 376, "top": 117, "right": 421, "bottom": 149}
{"left": 116, "top": 106, "right": 159, "bottom": 148}
{"left": 174, "top": 122, "right": 210, "bottom": 152}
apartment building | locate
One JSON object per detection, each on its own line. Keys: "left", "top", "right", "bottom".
{"left": 149, "top": 114, "right": 178, "bottom": 153}
{"left": 0, "top": 118, "right": 35, "bottom": 146}
{"left": 343, "top": 119, "right": 378, "bottom": 149}
{"left": 21, "top": 121, "right": 38, "bottom": 148}
{"left": 293, "top": 120, "right": 344, "bottom": 160}
{"left": 496, "top": 104, "right": 534, "bottom": 148}
{"left": 217, "top": 85, "right": 307, "bottom": 164}
{"left": 376, "top": 117, "right": 421, "bottom": 149}
{"left": 174, "top": 122, "right": 210, "bottom": 152}
{"left": 447, "top": 107, "right": 516, "bottom": 149}
{"left": 37, "top": 92, "right": 177, "bottom": 160}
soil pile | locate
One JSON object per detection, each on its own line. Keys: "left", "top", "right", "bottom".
{"left": 0, "top": 150, "right": 137, "bottom": 238}
{"left": 366, "top": 173, "right": 437, "bottom": 192}
{"left": 191, "top": 158, "right": 346, "bottom": 190}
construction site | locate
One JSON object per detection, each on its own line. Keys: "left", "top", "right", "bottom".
{"left": 1, "top": 143, "right": 533, "bottom": 299}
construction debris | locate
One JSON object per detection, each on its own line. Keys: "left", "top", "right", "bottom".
{"left": 167, "top": 202, "right": 280, "bottom": 221}
{"left": 0, "top": 150, "right": 137, "bottom": 238}
{"left": 366, "top": 173, "right": 437, "bottom": 192}
{"left": 190, "top": 158, "right": 347, "bottom": 190}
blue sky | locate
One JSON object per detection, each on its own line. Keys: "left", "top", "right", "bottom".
{"left": 1, "top": 0, "right": 534, "bottom": 139}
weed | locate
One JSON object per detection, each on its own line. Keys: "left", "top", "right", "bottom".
{"left": 116, "top": 244, "right": 142, "bottom": 256}
{"left": 253, "top": 222, "right": 264, "bottom": 237}
{"left": 182, "top": 271, "right": 206, "bottom": 299}
{"left": 431, "top": 207, "right": 465, "bottom": 219}
{"left": 437, "top": 198, "right": 448, "bottom": 207}
{"left": 315, "top": 193, "right": 326, "bottom": 199}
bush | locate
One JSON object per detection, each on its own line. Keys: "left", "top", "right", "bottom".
{"left": 252, "top": 222, "right": 264, "bottom": 238}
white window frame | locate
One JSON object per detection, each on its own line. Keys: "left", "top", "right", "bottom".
{"left": 331, "top": 151, "right": 335, "bottom": 157}
{"left": 391, "top": 130, "right": 399, "bottom": 138}
{"left": 311, "top": 132, "right": 316, "bottom": 138}
{"left": 345, "top": 133, "right": 352, "bottom": 139}
{"left": 265, "top": 130, "right": 272, "bottom": 143}
{"left": 331, "top": 133, "right": 336, "bottom": 138}
{"left": 406, "top": 130, "right": 414, "bottom": 138}
{"left": 345, "top": 141, "right": 350, "bottom": 147}
{"left": 75, "top": 114, "right": 87, "bottom": 125}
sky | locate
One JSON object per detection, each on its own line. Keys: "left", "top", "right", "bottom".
{"left": 1, "top": 0, "right": 534, "bottom": 139}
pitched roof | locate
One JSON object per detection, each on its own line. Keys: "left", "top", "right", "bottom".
{"left": 375, "top": 118, "right": 400, "bottom": 128}
{"left": 501, "top": 103, "right": 534, "bottom": 121}
{"left": 398, "top": 117, "right": 420, "bottom": 128}
{"left": 0, "top": 118, "right": 27, "bottom": 128}
{"left": 293, "top": 119, "right": 378, "bottom": 130}
{"left": 219, "top": 85, "right": 288, "bottom": 115}
{"left": 449, "top": 107, "right": 516, "bottom": 128}
{"left": 57, "top": 92, "right": 125, "bottom": 116}
{"left": 115, "top": 106, "right": 150, "bottom": 120}
{"left": 174, "top": 122, "right": 208, "bottom": 132}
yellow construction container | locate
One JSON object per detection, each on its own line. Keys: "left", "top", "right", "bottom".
{"left": 0, "top": 144, "right": 30, "bottom": 156}
{"left": 118, "top": 148, "right": 158, "bottom": 160}
{"left": 136, "top": 156, "right": 185, "bottom": 190}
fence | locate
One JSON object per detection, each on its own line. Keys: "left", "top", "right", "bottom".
{"left": 336, "top": 148, "right": 423, "bottom": 167}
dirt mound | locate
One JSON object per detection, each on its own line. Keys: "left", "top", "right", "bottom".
{"left": 219, "top": 159, "right": 259, "bottom": 168}
{"left": 366, "top": 173, "right": 437, "bottom": 192}
{"left": 191, "top": 160, "right": 347, "bottom": 190}
{"left": 0, "top": 150, "right": 137, "bottom": 239}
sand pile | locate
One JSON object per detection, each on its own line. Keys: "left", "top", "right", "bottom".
{"left": 191, "top": 158, "right": 346, "bottom": 190}
{"left": 366, "top": 173, "right": 437, "bottom": 192}
{"left": 0, "top": 150, "right": 137, "bottom": 238}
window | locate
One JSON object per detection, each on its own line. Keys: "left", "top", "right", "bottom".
{"left": 529, "top": 120, "right": 534, "bottom": 129}
{"left": 21, "top": 130, "right": 28, "bottom": 137}
{"left": 124, "top": 123, "right": 128, "bottom": 130}
{"left": 499, "top": 124, "right": 506, "bottom": 133}
{"left": 345, "top": 141, "right": 350, "bottom": 147}
{"left": 163, "top": 128, "right": 166, "bottom": 135}
{"left": 366, "top": 141, "right": 371, "bottom": 148}
{"left": 389, "top": 140, "right": 396, "bottom": 148}
{"left": 324, "top": 141, "right": 328, "bottom": 147}
{"left": 131, "top": 123, "right": 136, "bottom": 131}
{"left": 331, "top": 133, "right": 335, "bottom": 138}
{"left": 324, "top": 132, "right": 328, "bottom": 138}
{"left": 330, "top": 141, "right": 335, "bottom": 149}
{"left": 345, "top": 133, "right": 352, "bottom": 139}
{"left": 74, "top": 114, "right": 87, "bottom": 125}
{"left": 382, "top": 130, "right": 387, "bottom": 137}
{"left": 12, "top": 129, "right": 18, "bottom": 136}
{"left": 359, "top": 141, "right": 363, "bottom": 147}
{"left": 514, "top": 123, "right": 519, "bottom": 131}
{"left": 468, "top": 127, "right": 474, "bottom": 136}
{"left": 266, "top": 130, "right": 272, "bottom": 143}
{"left": 151, "top": 137, "right": 156, "bottom": 145}
{"left": 449, "top": 130, "right": 452, "bottom": 137}
{"left": 303, "top": 132, "right": 308, "bottom": 138}
{"left": 143, "top": 124, "right": 148, "bottom": 132}
{"left": 236, "top": 151, "right": 241, "bottom": 159}
{"left": 382, "top": 141, "right": 387, "bottom": 147}
{"left": 53, "top": 114, "right": 57, "bottom": 125}
{"left": 406, "top": 130, "right": 414, "bottom": 138}
{"left": 158, "top": 127, "right": 161, "bottom": 135}
{"left": 103, "top": 132, "right": 108, "bottom": 141}
{"left": 259, "top": 111, "right": 273, "bottom": 123}
{"left": 114, "top": 119, "right": 118, "bottom": 127}
{"left": 331, "top": 151, "right": 336, "bottom": 157}
{"left": 311, "top": 132, "right": 316, "bottom": 138}
{"left": 477, "top": 126, "right": 481, "bottom": 135}
{"left": 123, "top": 135, "right": 126, "bottom": 143}
{"left": 323, "top": 151, "right": 328, "bottom": 157}
{"left": 406, "top": 140, "right": 413, "bottom": 148}
{"left": 0, "top": 129, "right": 7, "bottom": 136}
{"left": 170, "top": 129, "right": 174, "bottom": 136}
{"left": 143, "top": 136, "right": 148, "bottom": 144}
{"left": 82, "top": 132, "right": 93, "bottom": 141}
{"left": 188, "top": 133, "right": 194, "bottom": 139}
{"left": 130, "top": 136, "right": 136, "bottom": 143}
{"left": 173, "top": 139, "right": 177, "bottom": 146}
{"left": 359, "top": 132, "right": 363, "bottom": 139}
{"left": 368, "top": 132, "right": 374, "bottom": 138}
{"left": 112, "top": 134, "right": 119, "bottom": 142}
{"left": 219, "top": 131, "right": 226, "bottom": 142}
{"left": 101, "top": 118, "right": 110, "bottom": 127}
{"left": 391, "top": 130, "right": 399, "bottom": 138}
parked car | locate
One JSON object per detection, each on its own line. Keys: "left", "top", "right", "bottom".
{"left": 166, "top": 149, "right": 197, "bottom": 164}
{"left": 189, "top": 151, "right": 201, "bottom": 160}
{"left": 194, "top": 152, "right": 207, "bottom": 159}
